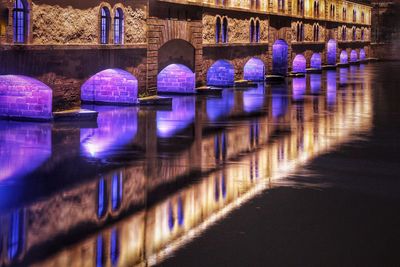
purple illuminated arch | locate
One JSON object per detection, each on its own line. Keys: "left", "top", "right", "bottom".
{"left": 243, "top": 58, "right": 265, "bottom": 81}
{"left": 157, "top": 96, "right": 195, "bottom": 138}
{"left": 243, "top": 84, "right": 265, "bottom": 113}
{"left": 310, "top": 53, "right": 322, "bottom": 69}
{"left": 292, "top": 77, "right": 306, "bottom": 101}
{"left": 157, "top": 64, "right": 195, "bottom": 94}
{"left": 0, "top": 121, "right": 51, "bottom": 181}
{"left": 207, "top": 60, "right": 235, "bottom": 87}
{"left": 360, "top": 49, "right": 366, "bottom": 61}
{"left": 207, "top": 90, "right": 235, "bottom": 121}
{"left": 80, "top": 106, "right": 138, "bottom": 158}
{"left": 327, "top": 39, "right": 337, "bottom": 65}
{"left": 310, "top": 74, "right": 322, "bottom": 94}
{"left": 0, "top": 75, "right": 52, "bottom": 120}
{"left": 340, "top": 50, "right": 348, "bottom": 64}
{"left": 81, "top": 69, "right": 138, "bottom": 105}
{"left": 272, "top": 39, "right": 289, "bottom": 76}
{"left": 292, "top": 54, "right": 306, "bottom": 74}
{"left": 350, "top": 50, "right": 358, "bottom": 62}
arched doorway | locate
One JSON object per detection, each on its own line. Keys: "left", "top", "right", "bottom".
{"left": 243, "top": 58, "right": 265, "bottom": 81}
{"left": 350, "top": 50, "right": 358, "bottom": 62}
{"left": 292, "top": 54, "right": 306, "bottom": 73}
{"left": 272, "top": 39, "right": 289, "bottom": 76}
{"left": 81, "top": 69, "right": 138, "bottom": 104}
{"left": 157, "top": 64, "right": 196, "bottom": 94}
{"left": 360, "top": 49, "right": 366, "bottom": 61}
{"left": 207, "top": 60, "right": 235, "bottom": 87}
{"left": 340, "top": 50, "right": 348, "bottom": 64}
{"left": 327, "top": 39, "right": 337, "bottom": 65}
{"left": 310, "top": 53, "right": 322, "bottom": 69}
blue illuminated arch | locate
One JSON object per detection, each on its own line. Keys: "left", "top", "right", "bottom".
{"left": 327, "top": 39, "right": 337, "bottom": 65}
{"left": 272, "top": 39, "right": 288, "bottom": 76}
{"left": 360, "top": 49, "right": 366, "bottom": 61}
{"left": 0, "top": 75, "right": 52, "bottom": 120}
{"left": 243, "top": 58, "right": 265, "bottom": 81}
{"left": 350, "top": 50, "right": 358, "bottom": 62}
{"left": 207, "top": 60, "right": 235, "bottom": 87}
{"left": 340, "top": 50, "right": 348, "bottom": 64}
{"left": 310, "top": 53, "right": 322, "bottom": 69}
{"left": 157, "top": 64, "right": 195, "bottom": 94}
{"left": 292, "top": 54, "right": 306, "bottom": 73}
{"left": 81, "top": 69, "right": 138, "bottom": 105}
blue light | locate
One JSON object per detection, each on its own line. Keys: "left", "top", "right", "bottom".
{"left": 327, "top": 39, "right": 337, "bottom": 65}
{"left": 272, "top": 39, "right": 289, "bottom": 76}
{"left": 292, "top": 54, "right": 306, "bottom": 73}
{"left": 157, "top": 64, "right": 196, "bottom": 93}
{"left": 292, "top": 77, "right": 306, "bottom": 101}
{"left": 110, "top": 229, "right": 120, "bottom": 266}
{"left": 206, "top": 90, "right": 235, "bottom": 121}
{"left": 340, "top": 50, "right": 348, "bottom": 64}
{"left": 97, "top": 178, "right": 107, "bottom": 218}
{"left": 244, "top": 58, "right": 265, "bottom": 81}
{"left": 7, "top": 210, "right": 24, "bottom": 261}
{"left": 243, "top": 84, "right": 265, "bottom": 113}
{"left": 111, "top": 171, "right": 123, "bottom": 212}
{"left": 310, "top": 53, "right": 322, "bottom": 69}
{"left": 207, "top": 60, "right": 235, "bottom": 87}
{"left": 271, "top": 84, "right": 289, "bottom": 118}
{"left": 310, "top": 74, "right": 322, "bottom": 94}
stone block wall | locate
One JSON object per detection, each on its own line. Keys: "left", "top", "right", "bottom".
{"left": 157, "top": 64, "right": 196, "bottom": 93}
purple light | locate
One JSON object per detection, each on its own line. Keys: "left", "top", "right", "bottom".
{"left": 310, "top": 53, "right": 322, "bottom": 70}
{"left": 81, "top": 69, "right": 138, "bottom": 105}
{"left": 0, "top": 121, "right": 51, "bottom": 181}
{"left": 310, "top": 74, "right": 322, "bottom": 94}
{"left": 326, "top": 70, "right": 337, "bottom": 105}
{"left": 360, "top": 49, "right": 366, "bottom": 61}
{"left": 243, "top": 58, "right": 265, "bottom": 81}
{"left": 340, "top": 67, "right": 348, "bottom": 85}
{"left": 292, "top": 54, "right": 306, "bottom": 74}
{"left": 243, "top": 84, "right": 265, "bottom": 113}
{"left": 80, "top": 106, "right": 138, "bottom": 158}
{"left": 292, "top": 77, "right": 306, "bottom": 101}
{"left": 350, "top": 50, "right": 358, "bottom": 62}
{"left": 327, "top": 39, "right": 337, "bottom": 65}
{"left": 207, "top": 60, "right": 235, "bottom": 87}
{"left": 340, "top": 50, "right": 348, "bottom": 64}
{"left": 0, "top": 75, "right": 52, "bottom": 120}
{"left": 206, "top": 90, "right": 235, "bottom": 121}
{"left": 157, "top": 96, "right": 195, "bottom": 138}
{"left": 271, "top": 85, "right": 288, "bottom": 118}
{"left": 157, "top": 64, "right": 196, "bottom": 94}
{"left": 272, "top": 39, "right": 289, "bottom": 76}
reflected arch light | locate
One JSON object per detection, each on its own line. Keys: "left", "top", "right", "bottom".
{"left": 271, "top": 84, "right": 289, "bottom": 118}
{"left": 243, "top": 58, "right": 265, "bottom": 81}
{"left": 243, "top": 84, "right": 265, "bottom": 113}
{"left": 207, "top": 60, "right": 235, "bottom": 87}
{"left": 80, "top": 106, "right": 138, "bottom": 158}
{"left": 292, "top": 77, "right": 306, "bottom": 101}
{"left": 310, "top": 53, "right": 322, "bottom": 69}
{"left": 206, "top": 90, "right": 235, "bottom": 121}
{"left": 326, "top": 70, "right": 337, "bottom": 106}
{"left": 81, "top": 69, "right": 138, "bottom": 104}
{"left": 327, "top": 39, "right": 337, "bottom": 65}
{"left": 157, "top": 96, "right": 196, "bottom": 138}
{"left": 272, "top": 39, "right": 289, "bottom": 76}
{"left": 310, "top": 74, "right": 322, "bottom": 94}
{"left": 350, "top": 50, "right": 358, "bottom": 62}
{"left": 157, "top": 64, "right": 196, "bottom": 94}
{"left": 292, "top": 54, "right": 306, "bottom": 73}
{"left": 340, "top": 50, "right": 348, "bottom": 64}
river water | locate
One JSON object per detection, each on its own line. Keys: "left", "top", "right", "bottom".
{"left": 0, "top": 62, "right": 399, "bottom": 266}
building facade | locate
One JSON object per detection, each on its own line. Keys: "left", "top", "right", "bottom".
{"left": 0, "top": 0, "right": 371, "bottom": 116}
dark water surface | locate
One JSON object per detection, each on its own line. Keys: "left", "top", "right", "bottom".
{"left": 1, "top": 62, "right": 399, "bottom": 266}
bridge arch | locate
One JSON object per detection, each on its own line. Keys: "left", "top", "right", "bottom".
{"left": 207, "top": 60, "right": 235, "bottom": 87}
{"left": 0, "top": 75, "right": 52, "bottom": 120}
{"left": 272, "top": 39, "right": 289, "bottom": 76}
{"left": 243, "top": 57, "right": 265, "bottom": 81}
{"left": 157, "top": 64, "right": 196, "bottom": 94}
{"left": 158, "top": 39, "right": 195, "bottom": 72}
{"left": 360, "top": 49, "right": 366, "bottom": 61}
{"left": 340, "top": 50, "right": 349, "bottom": 64}
{"left": 350, "top": 50, "right": 358, "bottom": 62}
{"left": 292, "top": 54, "right": 306, "bottom": 74}
{"left": 327, "top": 39, "right": 337, "bottom": 65}
{"left": 310, "top": 53, "right": 322, "bottom": 69}
{"left": 81, "top": 69, "right": 138, "bottom": 105}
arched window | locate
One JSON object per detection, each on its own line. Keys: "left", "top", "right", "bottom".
{"left": 330, "top": 4, "right": 335, "bottom": 19}
{"left": 297, "top": 0, "right": 304, "bottom": 15}
{"left": 353, "top": 9, "right": 357, "bottom": 22}
{"left": 255, "top": 20, "right": 260, "bottom": 42}
{"left": 222, "top": 17, "right": 228, "bottom": 43}
{"left": 342, "top": 26, "right": 347, "bottom": 41}
{"left": 361, "top": 28, "right": 365, "bottom": 41}
{"left": 13, "top": 0, "right": 28, "bottom": 43}
{"left": 314, "top": 1, "right": 319, "bottom": 17}
{"left": 100, "top": 7, "right": 111, "bottom": 44}
{"left": 114, "top": 8, "right": 123, "bottom": 44}
{"left": 313, "top": 24, "right": 319, "bottom": 42}
{"left": 342, "top": 7, "right": 347, "bottom": 21}
{"left": 250, "top": 19, "right": 255, "bottom": 43}
{"left": 352, "top": 27, "right": 356, "bottom": 41}
{"left": 216, "top": 16, "right": 221, "bottom": 43}
{"left": 278, "top": 0, "right": 285, "bottom": 12}
{"left": 361, "top": 12, "right": 365, "bottom": 23}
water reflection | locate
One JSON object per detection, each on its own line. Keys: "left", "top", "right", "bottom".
{"left": 243, "top": 84, "right": 265, "bottom": 113}
{"left": 0, "top": 66, "right": 373, "bottom": 267}
{"left": 206, "top": 90, "right": 235, "bottom": 121}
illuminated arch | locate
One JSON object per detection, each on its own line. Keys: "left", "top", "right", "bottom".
{"left": 243, "top": 57, "right": 265, "bottom": 81}
{"left": 272, "top": 39, "right": 288, "bottom": 76}
{"left": 0, "top": 75, "right": 52, "bottom": 120}
{"left": 81, "top": 69, "right": 138, "bottom": 104}
{"left": 292, "top": 54, "right": 306, "bottom": 73}
{"left": 350, "top": 50, "right": 358, "bottom": 62}
{"left": 327, "top": 39, "right": 337, "bottom": 65}
{"left": 207, "top": 60, "right": 235, "bottom": 87}
{"left": 340, "top": 50, "right": 348, "bottom": 64}
{"left": 157, "top": 64, "right": 195, "bottom": 94}
{"left": 360, "top": 49, "right": 366, "bottom": 61}
{"left": 310, "top": 53, "right": 322, "bottom": 69}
